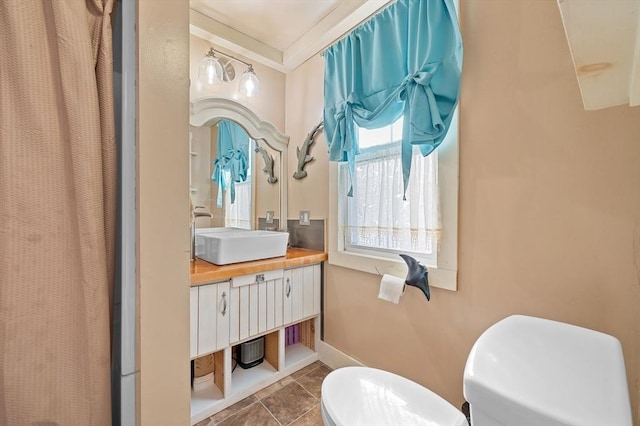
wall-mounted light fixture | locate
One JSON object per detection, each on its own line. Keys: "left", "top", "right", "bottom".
{"left": 198, "top": 48, "right": 261, "bottom": 98}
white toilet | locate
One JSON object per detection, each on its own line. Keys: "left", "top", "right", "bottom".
{"left": 321, "top": 315, "right": 632, "bottom": 426}
{"left": 321, "top": 366, "right": 468, "bottom": 426}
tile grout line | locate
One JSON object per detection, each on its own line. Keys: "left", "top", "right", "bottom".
{"left": 284, "top": 402, "right": 320, "bottom": 426}
{"left": 290, "top": 362, "right": 321, "bottom": 382}
{"left": 258, "top": 399, "right": 283, "bottom": 426}
{"left": 293, "top": 379, "right": 319, "bottom": 403}
{"left": 293, "top": 363, "right": 328, "bottom": 400}
{"left": 292, "top": 369, "right": 318, "bottom": 381}
{"left": 211, "top": 398, "right": 258, "bottom": 425}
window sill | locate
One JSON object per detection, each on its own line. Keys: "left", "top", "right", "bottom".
{"left": 328, "top": 249, "right": 457, "bottom": 291}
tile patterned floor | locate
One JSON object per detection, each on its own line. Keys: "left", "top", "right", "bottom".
{"left": 196, "top": 361, "right": 331, "bottom": 426}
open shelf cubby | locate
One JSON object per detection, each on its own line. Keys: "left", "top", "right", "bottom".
{"left": 284, "top": 317, "right": 316, "bottom": 370}
{"left": 190, "top": 317, "right": 320, "bottom": 424}
{"left": 231, "top": 330, "right": 279, "bottom": 395}
{"left": 190, "top": 349, "right": 225, "bottom": 421}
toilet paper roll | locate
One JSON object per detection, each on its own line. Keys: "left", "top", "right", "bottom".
{"left": 378, "top": 274, "right": 405, "bottom": 304}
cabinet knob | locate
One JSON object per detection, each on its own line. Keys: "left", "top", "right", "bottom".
{"left": 255, "top": 274, "right": 265, "bottom": 283}
{"left": 286, "top": 278, "right": 291, "bottom": 298}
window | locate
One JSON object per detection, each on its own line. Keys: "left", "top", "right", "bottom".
{"left": 343, "top": 117, "right": 440, "bottom": 264}
{"left": 329, "top": 112, "right": 458, "bottom": 291}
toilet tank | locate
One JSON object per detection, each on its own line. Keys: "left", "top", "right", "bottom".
{"left": 463, "top": 315, "right": 632, "bottom": 426}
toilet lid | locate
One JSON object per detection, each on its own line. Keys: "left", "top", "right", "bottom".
{"left": 321, "top": 367, "right": 467, "bottom": 426}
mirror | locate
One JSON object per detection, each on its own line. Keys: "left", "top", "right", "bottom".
{"left": 190, "top": 98, "right": 289, "bottom": 230}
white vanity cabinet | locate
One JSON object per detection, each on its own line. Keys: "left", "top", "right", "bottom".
{"left": 189, "top": 262, "right": 323, "bottom": 425}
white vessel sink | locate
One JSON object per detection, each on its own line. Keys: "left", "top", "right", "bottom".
{"left": 195, "top": 228, "right": 289, "bottom": 265}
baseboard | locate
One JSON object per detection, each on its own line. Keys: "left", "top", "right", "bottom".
{"left": 317, "top": 341, "right": 365, "bottom": 369}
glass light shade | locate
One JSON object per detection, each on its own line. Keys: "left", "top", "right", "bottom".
{"left": 198, "top": 55, "right": 223, "bottom": 85}
{"left": 238, "top": 68, "right": 260, "bottom": 97}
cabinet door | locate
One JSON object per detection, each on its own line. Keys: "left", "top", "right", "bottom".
{"left": 198, "top": 281, "right": 230, "bottom": 355}
{"left": 283, "top": 267, "right": 304, "bottom": 325}
{"left": 291, "top": 267, "right": 304, "bottom": 323}
{"left": 216, "top": 281, "right": 230, "bottom": 350}
{"left": 283, "top": 270, "right": 292, "bottom": 325}
{"left": 198, "top": 284, "right": 217, "bottom": 355}
{"left": 302, "top": 265, "right": 315, "bottom": 318}
{"left": 283, "top": 264, "right": 322, "bottom": 326}
{"left": 190, "top": 287, "right": 198, "bottom": 359}
{"left": 313, "top": 263, "right": 321, "bottom": 316}
{"left": 274, "top": 276, "right": 283, "bottom": 328}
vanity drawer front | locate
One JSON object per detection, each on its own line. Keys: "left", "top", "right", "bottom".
{"left": 239, "top": 285, "right": 250, "bottom": 341}
{"left": 249, "top": 284, "right": 259, "bottom": 336}
{"left": 229, "top": 286, "right": 240, "bottom": 344}
{"left": 231, "top": 269, "right": 284, "bottom": 288}
{"left": 266, "top": 278, "right": 284, "bottom": 330}
{"left": 258, "top": 280, "right": 267, "bottom": 334}
{"left": 237, "top": 275, "right": 284, "bottom": 340}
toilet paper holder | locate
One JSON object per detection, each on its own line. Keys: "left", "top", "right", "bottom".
{"left": 399, "top": 254, "right": 430, "bottom": 301}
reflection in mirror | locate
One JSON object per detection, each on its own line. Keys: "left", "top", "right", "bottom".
{"left": 255, "top": 141, "right": 277, "bottom": 184}
{"left": 190, "top": 122, "right": 256, "bottom": 230}
{"left": 212, "top": 119, "right": 253, "bottom": 228}
{"left": 190, "top": 98, "right": 289, "bottom": 231}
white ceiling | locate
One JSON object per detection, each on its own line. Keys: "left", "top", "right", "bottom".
{"left": 190, "top": 0, "right": 344, "bottom": 52}
{"left": 557, "top": 0, "right": 640, "bottom": 110}
{"left": 189, "top": 0, "right": 393, "bottom": 71}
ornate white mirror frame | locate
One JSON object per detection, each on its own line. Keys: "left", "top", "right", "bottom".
{"left": 190, "top": 97, "right": 289, "bottom": 230}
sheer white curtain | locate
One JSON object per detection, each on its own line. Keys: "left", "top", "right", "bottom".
{"left": 225, "top": 180, "right": 252, "bottom": 229}
{"left": 346, "top": 145, "right": 440, "bottom": 256}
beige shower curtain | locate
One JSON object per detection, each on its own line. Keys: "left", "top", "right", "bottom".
{"left": 0, "top": 1, "right": 115, "bottom": 424}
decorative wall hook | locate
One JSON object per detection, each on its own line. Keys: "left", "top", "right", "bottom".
{"left": 255, "top": 141, "right": 277, "bottom": 184}
{"left": 293, "top": 121, "right": 323, "bottom": 180}
{"left": 399, "top": 254, "right": 430, "bottom": 301}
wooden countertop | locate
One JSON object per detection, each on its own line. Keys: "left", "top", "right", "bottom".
{"left": 190, "top": 248, "right": 328, "bottom": 286}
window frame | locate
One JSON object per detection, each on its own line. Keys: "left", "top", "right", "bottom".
{"left": 328, "top": 110, "right": 459, "bottom": 291}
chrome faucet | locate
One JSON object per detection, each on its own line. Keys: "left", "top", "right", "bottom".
{"left": 191, "top": 208, "right": 213, "bottom": 261}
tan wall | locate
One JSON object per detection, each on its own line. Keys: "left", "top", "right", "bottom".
{"left": 286, "top": 0, "right": 640, "bottom": 422}
{"left": 285, "top": 55, "right": 329, "bottom": 223}
{"left": 138, "top": 1, "right": 191, "bottom": 424}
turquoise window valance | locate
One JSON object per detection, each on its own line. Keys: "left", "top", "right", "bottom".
{"left": 212, "top": 120, "right": 249, "bottom": 208}
{"left": 323, "top": 0, "right": 462, "bottom": 197}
